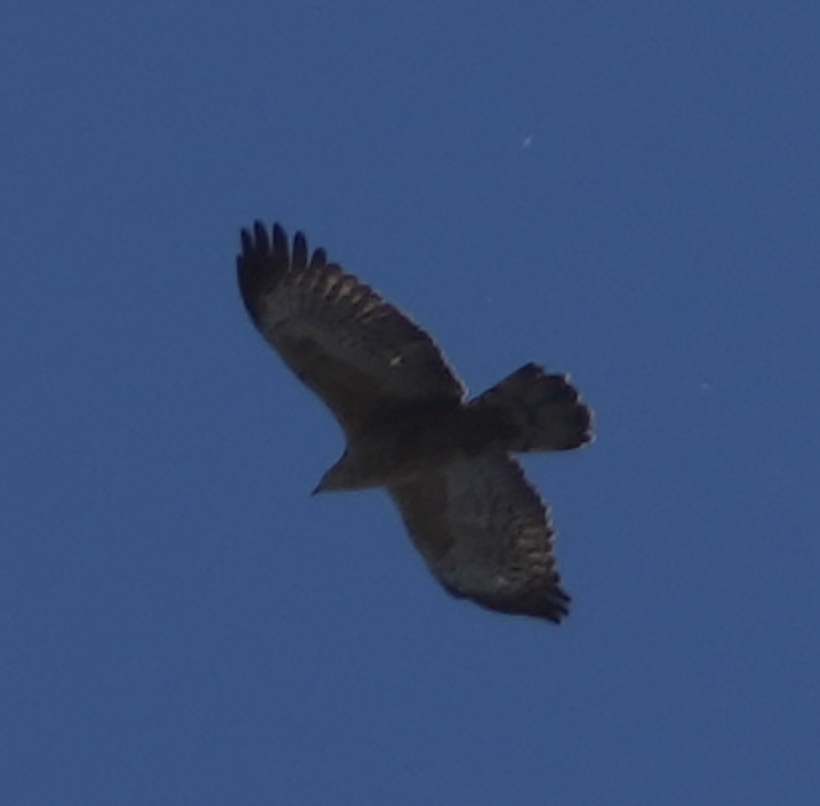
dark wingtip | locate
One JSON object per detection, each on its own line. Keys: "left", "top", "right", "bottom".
{"left": 237, "top": 222, "right": 331, "bottom": 325}
{"left": 443, "top": 578, "right": 571, "bottom": 624}
{"left": 545, "top": 589, "right": 572, "bottom": 624}
{"left": 237, "top": 222, "right": 326, "bottom": 270}
{"left": 237, "top": 221, "right": 289, "bottom": 322}
{"left": 271, "top": 222, "right": 289, "bottom": 263}
{"left": 292, "top": 231, "right": 308, "bottom": 269}
{"left": 239, "top": 227, "right": 254, "bottom": 256}
{"left": 255, "top": 220, "right": 272, "bottom": 251}
{"left": 310, "top": 247, "right": 328, "bottom": 267}
{"left": 518, "top": 581, "right": 571, "bottom": 624}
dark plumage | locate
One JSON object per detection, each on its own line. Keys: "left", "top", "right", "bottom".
{"left": 237, "top": 222, "right": 592, "bottom": 622}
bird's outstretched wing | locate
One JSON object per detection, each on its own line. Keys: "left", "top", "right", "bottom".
{"left": 388, "top": 453, "right": 571, "bottom": 622}
{"left": 237, "top": 222, "right": 464, "bottom": 436}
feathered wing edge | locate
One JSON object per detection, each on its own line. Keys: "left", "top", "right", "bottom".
{"left": 236, "top": 222, "right": 466, "bottom": 436}
{"left": 237, "top": 222, "right": 328, "bottom": 325}
{"left": 388, "top": 454, "right": 571, "bottom": 623}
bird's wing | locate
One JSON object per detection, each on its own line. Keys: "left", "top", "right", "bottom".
{"left": 237, "top": 222, "right": 465, "bottom": 437}
{"left": 388, "top": 453, "right": 571, "bottom": 622}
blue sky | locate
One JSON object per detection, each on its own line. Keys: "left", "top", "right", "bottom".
{"left": 3, "top": 1, "right": 819, "bottom": 803}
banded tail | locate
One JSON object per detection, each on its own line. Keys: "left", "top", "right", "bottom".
{"left": 471, "top": 363, "right": 592, "bottom": 453}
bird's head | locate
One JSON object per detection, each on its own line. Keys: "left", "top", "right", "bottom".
{"left": 312, "top": 452, "right": 356, "bottom": 495}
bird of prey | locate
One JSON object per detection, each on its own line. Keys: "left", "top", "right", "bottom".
{"left": 237, "top": 222, "right": 592, "bottom": 622}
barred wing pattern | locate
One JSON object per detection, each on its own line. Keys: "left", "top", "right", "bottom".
{"left": 389, "top": 453, "right": 570, "bottom": 622}
{"left": 237, "top": 223, "right": 464, "bottom": 437}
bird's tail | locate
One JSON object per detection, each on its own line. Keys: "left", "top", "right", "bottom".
{"left": 470, "top": 363, "right": 592, "bottom": 453}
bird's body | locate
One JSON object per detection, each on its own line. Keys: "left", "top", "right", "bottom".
{"left": 237, "top": 222, "right": 592, "bottom": 622}
{"left": 315, "top": 402, "right": 500, "bottom": 492}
